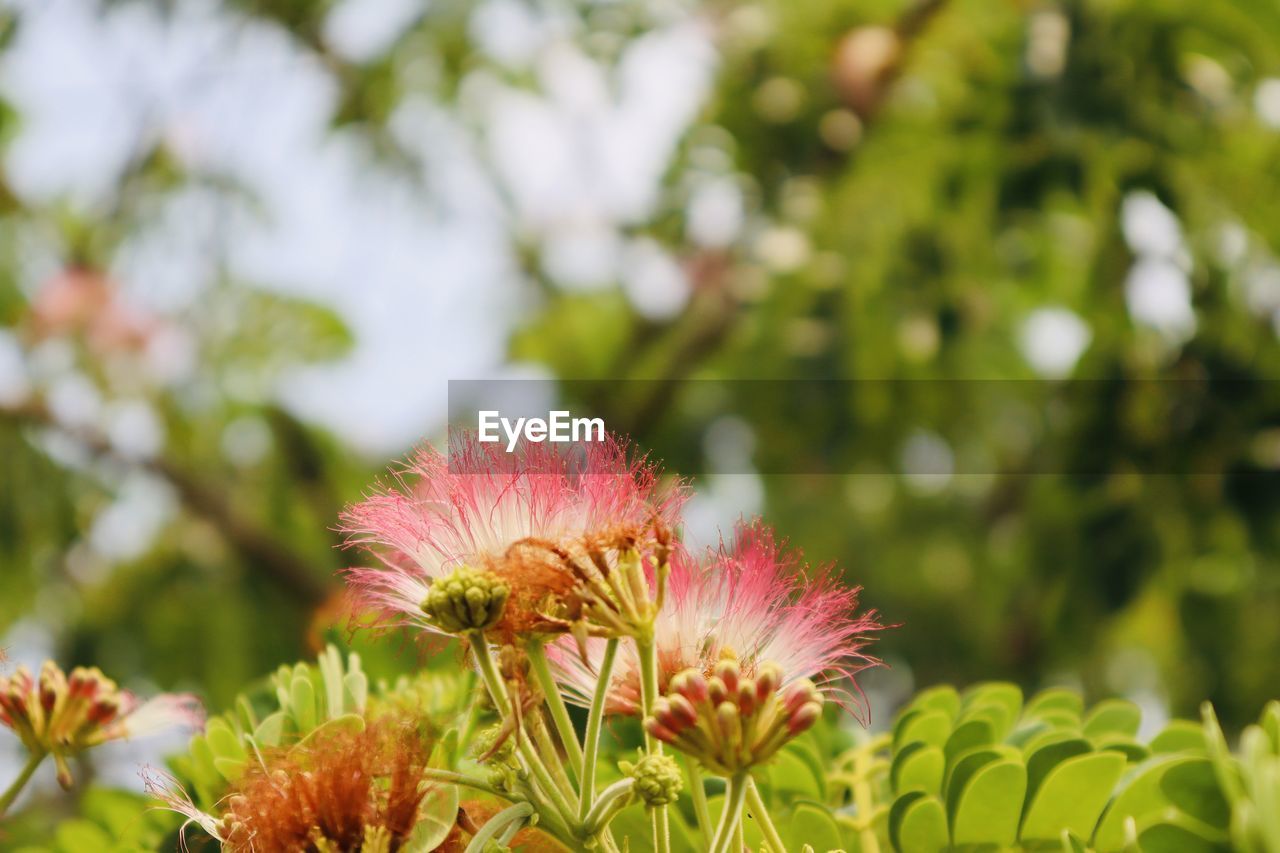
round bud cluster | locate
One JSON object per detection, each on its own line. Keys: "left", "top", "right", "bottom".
{"left": 472, "top": 725, "right": 521, "bottom": 792}
{"left": 421, "top": 567, "right": 510, "bottom": 634}
{"left": 628, "top": 753, "right": 683, "bottom": 807}
{"left": 0, "top": 662, "right": 127, "bottom": 787}
{"left": 643, "top": 654, "right": 824, "bottom": 775}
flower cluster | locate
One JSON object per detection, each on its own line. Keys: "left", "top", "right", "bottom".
{"left": 645, "top": 654, "right": 823, "bottom": 775}
{"left": 550, "top": 521, "right": 883, "bottom": 720}
{"left": 342, "top": 433, "right": 684, "bottom": 641}
{"left": 0, "top": 661, "right": 202, "bottom": 789}
{"left": 130, "top": 429, "right": 885, "bottom": 851}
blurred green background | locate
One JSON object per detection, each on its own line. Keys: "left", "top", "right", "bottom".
{"left": 2, "top": 0, "right": 1280, "bottom": 808}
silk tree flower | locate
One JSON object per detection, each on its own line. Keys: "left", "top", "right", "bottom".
{"left": 550, "top": 520, "right": 885, "bottom": 722}
{"left": 0, "top": 661, "right": 203, "bottom": 788}
{"left": 341, "top": 431, "right": 685, "bottom": 640}
{"left": 148, "top": 717, "right": 440, "bottom": 851}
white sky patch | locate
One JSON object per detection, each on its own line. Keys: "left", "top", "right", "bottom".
{"left": 686, "top": 177, "right": 745, "bottom": 247}
{"left": 622, "top": 238, "right": 691, "bottom": 320}
{"left": 1019, "top": 307, "right": 1091, "bottom": 378}
{"left": 1125, "top": 258, "right": 1196, "bottom": 341}
{"left": 1121, "top": 191, "right": 1184, "bottom": 258}
{"left": 0, "top": 0, "right": 716, "bottom": 454}
{"left": 901, "top": 430, "right": 954, "bottom": 496}
{"left": 323, "top": 0, "right": 425, "bottom": 64}
{"left": 89, "top": 472, "right": 177, "bottom": 562}
{"left": 1255, "top": 78, "right": 1280, "bottom": 129}
{"left": 1120, "top": 190, "right": 1197, "bottom": 344}
{"left": 0, "top": 328, "right": 32, "bottom": 405}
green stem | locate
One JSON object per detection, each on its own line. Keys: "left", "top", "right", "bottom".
{"left": 709, "top": 771, "right": 748, "bottom": 853}
{"left": 418, "top": 768, "right": 507, "bottom": 799}
{"left": 582, "top": 778, "right": 635, "bottom": 833}
{"left": 531, "top": 712, "right": 578, "bottom": 801}
{"left": 526, "top": 640, "right": 584, "bottom": 782}
{"left": 463, "top": 802, "right": 534, "bottom": 853}
{"left": 467, "top": 632, "right": 579, "bottom": 827}
{"left": 681, "top": 753, "right": 712, "bottom": 842}
{"left": 579, "top": 638, "right": 620, "bottom": 821}
{"left": 636, "top": 637, "right": 670, "bottom": 853}
{"left": 0, "top": 750, "right": 46, "bottom": 818}
{"left": 746, "top": 777, "right": 786, "bottom": 853}
{"left": 853, "top": 742, "right": 882, "bottom": 853}
{"left": 636, "top": 640, "right": 671, "bottom": 853}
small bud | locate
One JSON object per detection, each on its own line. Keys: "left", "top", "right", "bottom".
{"left": 716, "top": 701, "right": 742, "bottom": 747}
{"left": 671, "top": 670, "right": 708, "bottom": 705}
{"left": 782, "top": 679, "right": 818, "bottom": 715}
{"left": 708, "top": 677, "right": 729, "bottom": 706}
{"left": 756, "top": 663, "right": 782, "bottom": 700}
{"left": 421, "top": 566, "right": 509, "bottom": 634}
{"left": 737, "top": 680, "right": 757, "bottom": 717}
{"left": 630, "top": 753, "right": 683, "bottom": 807}
{"left": 714, "top": 657, "right": 740, "bottom": 695}
{"left": 667, "top": 693, "right": 698, "bottom": 728}
{"left": 788, "top": 701, "right": 823, "bottom": 734}
{"left": 654, "top": 698, "right": 689, "bottom": 734}
{"left": 644, "top": 717, "right": 680, "bottom": 745}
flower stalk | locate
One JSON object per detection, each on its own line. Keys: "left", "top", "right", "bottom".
{"left": 709, "top": 770, "right": 749, "bottom": 853}
{"left": 580, "top": 637, "right": 619, "bottom": 821}
{"left": 463, "top": 802, "right": 534, "bottom": 853}
{"left": 0, "top": 749, "right": 45, "bottom": 817}
{"left": 527, "top": 638, "right": 584, "bottom": 782}
{"left": 747, "top": 777, "right": 786, "bottom": 853}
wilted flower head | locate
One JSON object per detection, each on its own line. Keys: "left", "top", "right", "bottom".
{"left": 0, "top": 661, "right": 203, "bottom": 788}
{"left": 551, "top": 520, "right": 884, "bottom": 720}
{"left": 213, "top": 718, "right": 440, "bottom": 852}
{"left": 342, "top": 431, "right": 684, "bottom": 640}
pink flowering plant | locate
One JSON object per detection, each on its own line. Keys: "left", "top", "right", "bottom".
{"left": 5, "top": 431, "right": 1278, "bottom": 851}
{"left": 331, "top": 431, "right": 884, "bottom": 851}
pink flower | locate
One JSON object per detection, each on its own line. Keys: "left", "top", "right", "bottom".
{"left": 341, "top": 431, "right": 684, "bottom": 637}
{"left": 0, "top": 662, "right": 203, "bottom": 788}
{"left": 551, "top": 520, "right": 885, "bottom": 722}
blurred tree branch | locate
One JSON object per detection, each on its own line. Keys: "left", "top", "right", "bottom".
{"left": 0, "top": 400, "right": 330, "bottom": 606}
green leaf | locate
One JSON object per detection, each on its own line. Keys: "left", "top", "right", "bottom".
{"left": 1024, "top": 738, "right": 1092, "bottom": 801}
{"left": 291, "top": 672, "right": 318, "bottom": 734}
{"left": 253, "top": 710, "right": 287, "bottom": 748}
{"left": 943, "top": 718, "right": 996, "bottom": 770}
{"left": 401, "top": 782, "right": 459, "bottom": 852}
{"left": 891, "top": 742, "right": 945, "bottom": 796}
{"left": 950, "top": 758, "right": 1027, "bottom": 846}
{"left": 54, "top": 820, "right": 114, "bottom": 851}
{"left": 1094, "top": 754, "right": 1206, "bottom": 849}
{"left": 213, "top": 755, "right": 248, "bottom": 782}
{"left": 894, "top": 708, "right": 953, "bottom": 752}
{"left": 769, "top": 746, "right": 825, "bottom": 799}
{"left": 612, "top": 801, "right": 697, "bottom": 852}
{"left": 204, "top": 718, "right": 247, "bottom": 762}
{"left": 1160, "top": 757, "right": 1231, "bottom": 829}
{"left": 961, "top": 682, "right": 1023, "bottom": 726}
{"left": 296, "top": 712, "right": 366, "bottom": 749}
{"left": 1026, "top": 688, "right": 1085, "bottom": 719}
{"left": 1081, "top": 699, "right": 1141, "bottom": 740}
{"left": 782, "top": 803, "right": 843, "bottom": 852}
{"left": 1149, "top": 720, "right": 1207, "bottom": 754}
{"left": 1138, "top": 820, "right": 1231, "bottom": 852}
{"left": 889, "top": 792, "right": 947, "bottom": 853}
{"left": 1020, "top": 750, "right": 1127, "bottom": 841}
{"left": 907, "top": 685, "right": 961, "bottom": 719}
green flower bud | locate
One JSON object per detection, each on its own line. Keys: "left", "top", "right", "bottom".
{"left": 629, "top": 753, "right": 683, "bottom": 807}
{"left": 422, "top": 567, "right": 509, "bottom": 633}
